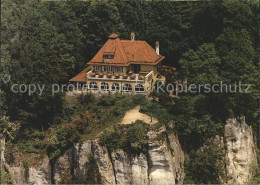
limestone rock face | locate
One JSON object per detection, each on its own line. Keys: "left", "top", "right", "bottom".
{"left": 92, "top": 140, "right": 116, "bottom": 184}
{"left": 7, "top": 156, "right": 25, "bottom": 184}
{"left": 225, "top": 117, "right": 257, "bottom": 184}
{"left": 111, "top": 150, "right": 132, "bottom": 184}
{"left": 9, "top": 166, "right": 24, "bottom": 184}
{"left": 28, "top": 156, "right": 51, "bottom": 184}
{"left": 73, "top": 141, "right": 92, "bottom": 182}
{"left": 131, "top": 153, "right": 149, "bottom": 185}
{"left": 54, "top": 146, "right": 76, "bottom": 183}
{"left": 4, "top": 118, "right": 258, "bottom": 185}
{"left": 5, "top": 124, "right": 185, "bottom": 185}
{"left": 148, "top": 124, "right": 185, "bottom": 185}
{"left": 6, "top": 155, "right": 51, "bottom": 185}
{"left": 110, "top": 150, "right": 148, "bottom": 185}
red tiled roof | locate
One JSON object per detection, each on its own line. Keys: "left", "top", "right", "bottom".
{"left": 70, "top": 34, "right": 165, "bottom": 82}
{"left": 69, "top": 67, "right": 90, "bottom": 82}
{"left": 88, "top": 34, "right": 164, "bottom": 66}
{"left": 108, "top": 33, "right": 118, "bottom": 39}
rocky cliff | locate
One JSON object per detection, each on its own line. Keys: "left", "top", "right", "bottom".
{"left": 225, "top": 117, "right": 257, "bottom": 184}
{"left": 53, "top": 124, "right": 185, "bottom": 185}
{"left": 5, "top": 124, "right": 185, "bottom": 185}
{"left": 4, "top": 155, "right": 51, "bottom": 184}
{"left": 3, "top": 118, "right": 258, "bottom": 184}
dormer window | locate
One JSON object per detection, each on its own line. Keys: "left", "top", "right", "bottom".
{"left": 103, "top": 54, "right": 114, "bottom": 59}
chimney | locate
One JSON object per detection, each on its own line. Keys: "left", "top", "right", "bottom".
{"left": 131, "top": 32, "right": 135, "bottom": 41}
{"left": 155, "top": 41, "right": 159, "bottom": 55}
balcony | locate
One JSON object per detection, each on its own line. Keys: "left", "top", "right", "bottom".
{"left": 86, "top": 70, "right": 153, "bottom": 83}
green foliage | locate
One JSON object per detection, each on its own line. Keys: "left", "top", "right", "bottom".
{"left": 184, "top": 142, "right": 225, "bottom": 184}
{"left": 99, "top": 120, "right": 149, "bottom": 155}
{"left": 1, "top": 1, "right": 259, "bottom": 184}
{"left": 166, "top": 94, "right": 224, "bottom": 151}
{"left": 0, "top": 114, "right": 20, "bottom": 140}
{"left": 251, "top": 151, "right": 260, "bottom": 184}
{"left": 76, "top": 94, "right": 145, "bottom": 141}
{"left": 140, "top": 99, "right": 172, "bottom": 124}
{"left": 46, "top": 126, "right": 80, "bottom": 160}
{"left": 14, "top": 128, "right": 46, "bottom": 154}
{"left": 179, "top": 43, "right": 221, "bottom": 84}
{"left": 59, "top": 167, "right": 73, "bottom": 184}
{"left": 112, "top": 95, "right": 139, "bottom": 116}
{"left": 251, "top": 162, "right": 260, "bottom": 184}
{"left": 22, "top": 160, "right": 29, "bottom": 182}
{"left": 87, "top": 152, "right": 95, "bottom": 163}
{"left": 122, "top": 120, "right": 149, "bottom": 154}
{"left": 60, "top": 102, "right": 83, "bottom": 123}
{"left": 85, "top": 155, "right": 102, "bottom": 184}
{"left": 78, "top": 93, "right": 96, "bottom": 106}
{"left": 99, "top": 127, "right": 121, "bottom": 152}
{"left": 1, "top": 166, "right": 13, "bottom": 184}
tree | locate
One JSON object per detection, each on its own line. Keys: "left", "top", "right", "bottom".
{"left": 179, "top": 43, "right": 221, "bottom": 84}
{"left": 216, "top": 29, "right": 258, "bottom": 84}
{"left": 0, "top": 114, "right": 20, "bottom": 141}
{"left": 75, "top": 1, "right": 126, "bottom": 62}
{"left": 184, "top": 142, "right": 224, "bottom": 184}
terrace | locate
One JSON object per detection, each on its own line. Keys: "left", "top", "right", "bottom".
{"left": 86, "top": 70, "right": 154, "bottom": 83}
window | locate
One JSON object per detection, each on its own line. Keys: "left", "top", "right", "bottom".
{"left": 93, "top": 65, "right": 102, "bottom": 72}
{"left": 89, "top": 82, "right": 98, "bottom": 90}
{"left": 135, "top": 84, "right": 144, "bottom": 92}
{"left": 111, "top": 83, "right": 120, "bottom": 91}
{"left": 101, "top": 82, "right": 109, "bottom": 91}
{"left": 103, "top": 55, "right": 114, "bottom": 59}
{"left": 123, "top": 84, "right": 132, "bottom": 91}
{"left": 104, "top": 66, "right": 113, "bottom": 72}
{"left": 133, "top": 64, "right": 140, "bottom": 73}
{"left": 114, "top": 66, "right": 123, "bottom": 73}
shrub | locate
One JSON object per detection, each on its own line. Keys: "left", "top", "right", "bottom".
{"left": 99, "top": 127, "right": 120, "bottom": 152}
{"left": 59, "top": 167, "right": 73, "bottom": 184}
{"left": 78, "top": 93, "right": 96, "bottom": 105}
{"left": 140, "top": 100, "right": 172, "bottom": 124}
{"left": 99, "top": 120, "right": 149, "bottom": 155}
{"left": 113, "top": 107, "right": 124, "bottom": 117}
{"left": 46, "top": 126, "right": 80, "bottom": 160}
{"left": 62, "top": 102, "right": 83, "bottom": 122}
{"left": 1, "top": 166, "right": 13, "bottom": 184}
{"left": 97, "top": 95, "right": 116, "bottom": 107}
{"left": 122, "top": 120, "right": 149, "bottom": 155}
{"left": 23, "top": 160, "right": 29, "bottom": 182}
{"left": 87, "top": 152, "right": 95, "bottom": 163}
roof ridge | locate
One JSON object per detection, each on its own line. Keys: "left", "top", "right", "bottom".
{"left": 116, "top": 38, "right": 129, "bottom": 65}
{"left": 121, "top": 43, "right": 130, "bottom": 63}
{"left": 87, "top": 35, "right": 164, "bottom": 66}
{"left": 121, "top": 40, "right": 146, "bottom": 42}
{"left": 144, "top": 42, "right": 154, "bottom": 62}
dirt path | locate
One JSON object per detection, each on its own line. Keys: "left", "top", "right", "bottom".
{"left": 121, "top": 105, "right": 158, "bottom": 125}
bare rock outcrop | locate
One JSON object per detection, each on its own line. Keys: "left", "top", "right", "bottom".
{"left": 225, "top": 117, "right": 257, "bottom": 184}
{"left": 28, "top": 156, "right": 51, "bottom": 184}
{"left": 148, "top": 124, "right": 185, "bottom": 185}
{"left": 53, "top": 145, "right": 75, "bottom": 183}
{"left": 5, "top": 123, "right": 185, "bottom": 185}
{"left": 53, "top": 124, "right": 185, "bottom": 185}
{"left": 92, "top": 140, "right": 116, "bottom": 184}
{"left": 6, "top": 155, "right": 51, "bottom": 184}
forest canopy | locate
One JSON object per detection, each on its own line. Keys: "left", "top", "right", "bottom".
{"left": 0, "top": 1, "right": 259, "bottom": 183}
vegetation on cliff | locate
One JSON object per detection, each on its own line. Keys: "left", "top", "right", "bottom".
{"left": 1, "top": 0, "right": 259, "bottom": 184}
